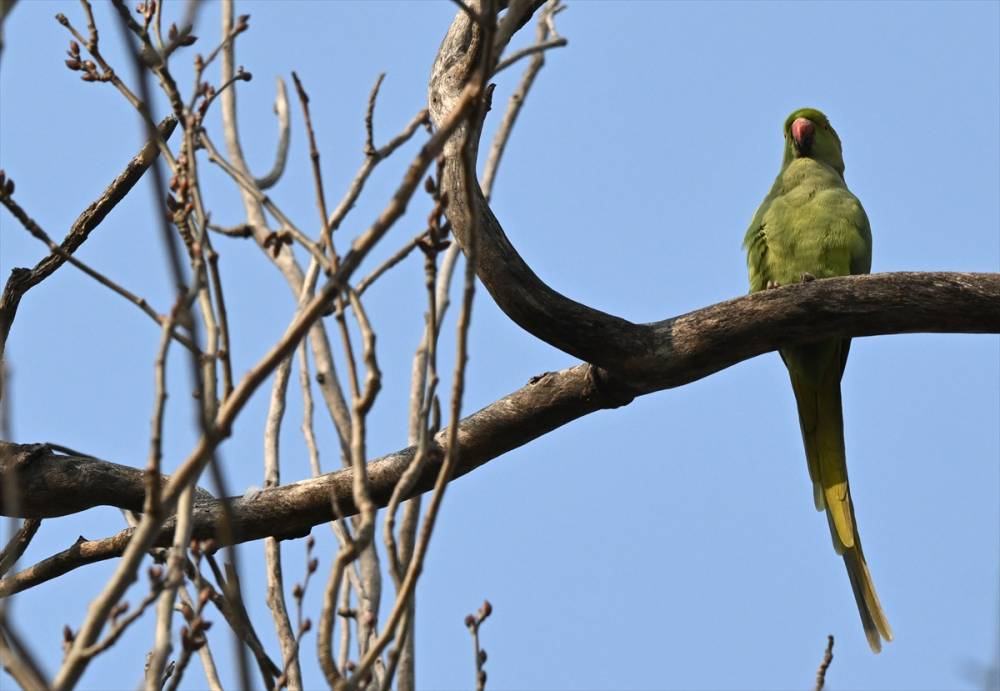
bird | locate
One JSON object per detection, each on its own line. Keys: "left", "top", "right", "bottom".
{"left": 743, "top": 107, "right": 892, "bottom": 653}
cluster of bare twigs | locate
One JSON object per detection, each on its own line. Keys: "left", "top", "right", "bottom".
{"left": 0, "top": 0, "right": 567, "bottom": 689}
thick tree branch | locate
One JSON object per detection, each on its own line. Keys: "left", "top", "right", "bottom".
{"left": 426, "top": 2, "right": 999, "bottom": 390}
{"left": 429, "top": 1, "right": 648, "bottom": 369}
{"left": 1, "top": 271, "right": 997, "bottom": 595}
{"left": 0, "top": 443, "right": 214, "bottom": 519}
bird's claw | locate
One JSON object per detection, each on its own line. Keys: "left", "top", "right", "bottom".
{"left": 800, "top": 272, "right": 816, "bottom": 282}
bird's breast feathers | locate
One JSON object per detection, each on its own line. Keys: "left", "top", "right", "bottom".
{"left": 751, "top": 159, "right": 869, "bottom": 287}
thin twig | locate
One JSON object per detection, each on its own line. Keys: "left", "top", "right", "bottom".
{"left": 146, "top": 484, "right": 196, "bottom": 685}
{"left": 205, "top": 248, "right": 235, "bottom": 399}
{"left": 179, "top": 583, "right": 223, "bottom": 691}
{"left": 0, "top": 519, "right": 40, "bottom": 579}
{"left": 199, "top": 131, "right": 332, "bottom": 272}
{"left": 319, "top": 286, "right": 384, "bottom": 688}
{"left": 54, "top": 7, "right": 172, "bottom": 162}
{"left": 814, "top": 635, "right": 834, "bottom": 691}
{"left": 0, "top": 617, "right": 49, "bottom": 690}
{"left": 200, "top": 10, "right": 248, "bottom": 73}
{"left": 146, "top": 298, "right": 183, "bottom": 519}
{"left": 199, "top": 66, "right": 252, "bottom": 115}
{"left": 263, "top": 351, "right": 302, "bottom": 690}
{"left": 337, "top": 571, "right": 352, "bottom": 673}
{"left": 492, "top": 36, "right": 566, "bottom": 74}
{"left": 254, "top": 77, "right": 291, "bottom": 190}
{"left": 205, "top": 555, "right": 277, "bottom": 689}
{"left": 346, "top": 287, "right": 383, "bottom": 670}
{"left": 0, "top": 115, "right": 178, "bottom": 359}
{"left": 378, "top": 611, "right": 411, "bottom": 691}
{"left": 384, "top": 176, "right": 449, "bottom": 588}
{"left": 80, "top": 570, "right": 164, "bottom": 659}
{"left": 288, "top": 71, "right": 364, "bottom": 449}
{"left": 355, "top": 231, "right": 426, "bottom": 296}
{"left": 186, "top": 556, "right": 280, "bottom": 688}
{"left": 390, "top": 216, "right": 454, "bottom": 688}
{"left": 364, "top": 73, "right": 386, "bottom": 157}
{"left": 0, "top": 194, "right": 199, "bottom": 354}
{"left": 163, "top": 574, "right": 215, "bottom": 691}
{"left": 481, "top": 0, "right": 562, "bottom": 200}
{"left": 274, "top": 540, "right": 317, "bottom": 689}
{"left": 326, "top": 108, "right": 429, "bottom": 232}
{"left": 465, "top": 600, "right": 492, "bottom": 691}
{"left": 208, "top": 222, "right": 255, "bottom": 238}
{"left": 297, "top": 343, "right": 321, "bottom": 479}
{"left": 109, "top": 0, "right": 187, "bottom": 120}
{"left": 117, "top": 11, "right": 216, "bottom": 678}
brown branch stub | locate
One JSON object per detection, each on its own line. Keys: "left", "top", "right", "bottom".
{"left": 814, "top": 635, "right": 834, "bottom": 691}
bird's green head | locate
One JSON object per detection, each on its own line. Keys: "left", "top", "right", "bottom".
{"left": 781, "top": 107, "right": 845, "bottom": 176}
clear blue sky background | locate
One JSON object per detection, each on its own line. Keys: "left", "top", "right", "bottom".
{"left": 1, "top": 2, "right": 998, "bottom": 690}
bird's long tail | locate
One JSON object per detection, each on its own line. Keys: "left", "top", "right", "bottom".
{"left": 785, "top": 342, "right": 893, "bottom": 653}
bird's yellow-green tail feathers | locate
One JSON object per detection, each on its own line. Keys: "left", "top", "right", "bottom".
{"left": 788, "top": 365, "right": 855, "bottom": 551}
{"left": 842, "top": 497, "right": 894, "bottom": 652}
{"left": 786, "top": 344, "right": 891, "bottom": 652}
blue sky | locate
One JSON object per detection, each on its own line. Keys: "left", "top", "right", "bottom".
{"left": 1, "top": 2, "right": 998, "bottom": 690}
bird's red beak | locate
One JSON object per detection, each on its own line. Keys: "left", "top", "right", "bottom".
{"left": 791, "top": 117, "right": 815, "bottom": 156}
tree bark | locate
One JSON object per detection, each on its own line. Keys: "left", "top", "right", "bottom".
{"left": 2, "top": 270, "right": 997, "bottom": 596}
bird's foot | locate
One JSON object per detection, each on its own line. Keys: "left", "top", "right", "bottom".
{"left": 765, "top": 280, "right": 781, "bottom": 289}
{"left": 800, "top": 272, "right": 816, "bottom": 282}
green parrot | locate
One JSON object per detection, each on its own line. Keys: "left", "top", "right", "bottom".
{"left": 743, "top": 107, "right": 892, "bottom": 653}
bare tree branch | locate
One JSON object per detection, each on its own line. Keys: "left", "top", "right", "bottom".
{"left": 430, "top": 0, "right": 658, "bottom": 369}
{"left": 1, "top": 270, "right": 996, "bottom": 598}
{"left": 46, "top": 58, "right": 481, "bottom": 690}
{"left": 492, "top": 36, "right": 566, "bottom": 75}
{"left": 0, "top": 116, "right": 178, "bottom": 362}
{"left": 253, "top": 76, "right": 291, "bottom": 190}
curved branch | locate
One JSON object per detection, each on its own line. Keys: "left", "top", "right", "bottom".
{"left": 429, "top": 2, "right": 648, "bottom": 368}
{"left": 253, "top": 76, "right": 291, "bottom": 190}
{"left": 427, "top": 2, "right": 999, "bottom": 389}
{"left": 1, "top": 271, "right": 997, "bottom": 594}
